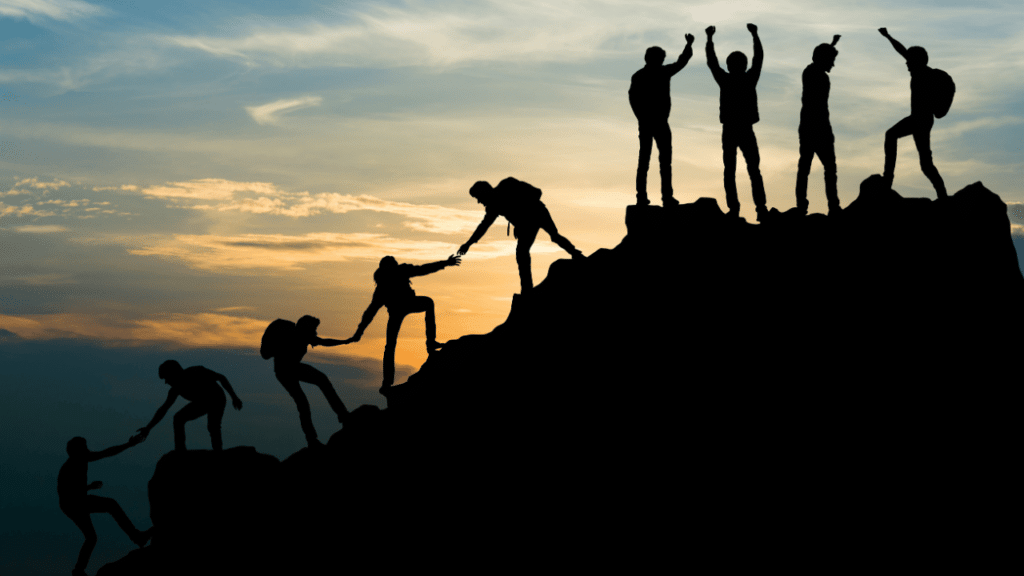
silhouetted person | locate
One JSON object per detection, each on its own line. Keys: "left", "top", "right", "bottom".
{"left": 350, "top": 255, "right": 461, "bottom": 392}
{"left": 58, "top": 436, "right": 151, "bottom": 576}
{"left": 629, "top": 34, "right": 695, "bottom": 207}
{"left": 706, "top": 24, "right": 770, "bottom": 222}
{"left": 133, "top": 360, "right": 243, "bottom": 451}
{"left": 795, "top": 35, "right": 842, "bottom": 215}
{"left": 878, "top": 28, "right": 947, "bottom": 198}
{"left": 267, "top": 315, "right": 350, "bottom": 447}
{"left": 457, "top": 177, "right": 584, "bottom": 293}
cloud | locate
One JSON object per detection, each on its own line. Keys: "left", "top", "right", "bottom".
{"left": 15, "top": 177, "right": 69, "bottom": 190}
{"left": 141, "top": 178, "right": 282, "bottom": 201}
{"left": 12, "top": 224, "right": 67, "bottom": 233}
{"left": 245, "top": 96, "right": 323, "bottom": 125}
{"left": 0, "top": 202, "right": 52, "bottom": 219}
{"left": 0, "top": 0, "right": 104, "bottom": 23}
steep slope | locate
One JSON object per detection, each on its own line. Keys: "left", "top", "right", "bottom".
{"left": 100, "top": 178, "right": 1021, "bottom": 574}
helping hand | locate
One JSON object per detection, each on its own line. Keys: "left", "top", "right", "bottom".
{"left": 447, "top": 254, "right": 462, "bottom": 267}
{"left": 233, "top": 397, "right": 243, "bottom": 411}
{"left": 457, "top": 243, "right": 470, "bottom": 256}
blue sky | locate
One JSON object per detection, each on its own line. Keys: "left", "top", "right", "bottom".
{"left": 2, "top": 1, "right": 1023, "bottom": 573}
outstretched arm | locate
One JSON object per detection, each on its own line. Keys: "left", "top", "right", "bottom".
{"left": 878, "top": 28, "right": 908, "bottom": 59}
{"left": 350, "top": 293, "right": 385, "bottom": 342}
{"left": 89, "top": 437, "right": 141, "bottom": 462}
{"left": 666, "top": 34, "right": 695, "bottom": 75}
{"left": 748, "top": 24, "right": 763, "bottom": 82}
{"left": 705, "top": 26, "right": 724, "bottom": 83}
{"left": 458, "top": 212, "right": 498, "bottom": 255}
{"left": 408, "top": 254, "right": 462, "bottom": 279}
{"left": 215, "top": 372, "right": 243, "bottom": 411}
{"left": 134, "top": 391, "right": 178, "bottom": 441}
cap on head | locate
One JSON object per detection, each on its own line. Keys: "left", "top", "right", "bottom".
{"left": 158, "top": 360, "right": 183, "bottom": 381}
{"left": 726, "top": 51, "right": 748, "bottom": 73}
{"left": 812, "top": 43, "right": 838, "bottom": 66}
{"left": 644, "top": 46, "right": 666, "bottom": 65}
{"left": 67, "top": 436, "right": 87, "bottom": 455}
{"left": 296, "top": 315, "right": 320, "bottom": 332}
{"left": 469, "top": 181, "right": 493, "bottom": 199}
{"left": 906, "top": 46, "right": 928, "bottom": 67}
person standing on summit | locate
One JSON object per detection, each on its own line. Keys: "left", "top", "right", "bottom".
{"left": 795, "top": 35, "right": 842, "bottom": 216}
{"left": 706, "top": 24, "right": 771, "bottom": 222}
{"left": 878, "top": 27, "right": 948, "bottom": 199}
{"left": 629, "top": 33, "right": 696, "bottom": 207}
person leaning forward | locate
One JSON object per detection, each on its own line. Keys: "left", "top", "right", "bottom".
{"left": 457, "top": 177, "right": 584, "bottom": 294}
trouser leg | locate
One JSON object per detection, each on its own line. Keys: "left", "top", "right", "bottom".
{"left": 516, "top": 226, "right": 539, "bottom": 293}
{"left": 737, "top": 126, "right": 766, "bottom": 211}
{"left": 636, "top": 126, "right": 653, "bottom": 201}
{"left": 206, "top": 398, "right": 225, "bottom": 451}
{"left": 884, "top": 116, "right": 916, "bottom": 184}
{"left": 795, "top": 136, "right": 814, "bottom": 211}
{"left": 89, "top": 496, "right": 140, "bottom": 541}
{"left": 653, "top": 121, "right": 673, "bottom": 201}
{"left": 819, "top": 135, "right": 839, "bottom": 209}
{"left": 722, "top": 126, "right": 740, "bottom": 214}
{"left": 278, "top": 375, "right": 318, "bottom": 444}
{"left": 68, "top": 511, "right": 97, "bottom": 573}
{"left": 383, "top": 312, "right": 406, "bottom": 386}
{"left": 173, "top": 402, "right": 209, "bottom": 451}
{"left": 913, "top": 121, "right": 946, "bottom": 198}
{"left": 297, "top": 363, "right": 349, "bottom": 420}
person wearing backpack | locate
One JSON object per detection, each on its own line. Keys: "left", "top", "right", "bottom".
{"left": 348, "top": 254, "right": 461, "bottom": 393}
{"left": 132, "top": 360, "right": 243, "bottom": 451}
{"left": 795, "top": 35, "right": 842, "bottom": 216}
{"left": 457, "top": 177, "right": 585, "bottom": 294}
{"left": 58, "top": 435, "right": 151, "bottom": 576}
{"left": 262, "top": 315, "right": 350, "bottom": 447}
{"left": 878, "top": 28, "right": 950, "bottom": 198}
{"left": 629, "top": 34, "right": 696, "bottom": 207}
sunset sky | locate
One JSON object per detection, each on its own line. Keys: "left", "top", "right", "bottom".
{"left": 3, "top": 0, "right": 1023, "bottom": 573}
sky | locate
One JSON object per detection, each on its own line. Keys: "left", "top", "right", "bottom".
{"left": 2, "top": 0, "right": 1023, "bottom": 573}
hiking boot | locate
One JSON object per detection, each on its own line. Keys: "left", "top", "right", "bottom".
{"left": 427, "top": 340, "right": 443, "bottom": 354}
{"left": 133, "top": 528, "right": 152, "bottom": 548}
{"left": 756, "top": 207, "right": 770, "bottom": 223}
{"left": 828, "top": 205, "right": 843, "bottom": 217}
{"left": 662, "top": 197, "right": 679, "bottom": 207}
{"left": 636, "top": 196, "right": 650, "bottom": 207}
{"left": 571, "top": 249, "right": 586, "bottom": 261}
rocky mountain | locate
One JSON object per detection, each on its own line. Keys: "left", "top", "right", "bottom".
{"left": 99, "top": 177, "right": 1021, "bottom": 573}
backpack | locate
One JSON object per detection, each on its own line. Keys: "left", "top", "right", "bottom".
{"left": 929, "top": 68, "right": 955, "bottom": 119}
{"left": 495, "top": 177, "right": 543, "bottom": 236}
{"left": 260, "top": 319, "right": 295, "bottom": 359}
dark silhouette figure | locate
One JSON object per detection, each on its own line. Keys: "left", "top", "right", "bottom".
{"left": 133, "top": 360, "right": 243, "bottom": 451}
{"left": 706, "top": 24, "right": 770, "bottom": 222}
{"left": 58, "top": 436, "right": 151, "bottom": 576}
{"left": 457, "top": 177, "right": 584, "bottom": 293}
{"left": 350, "top": 254, "right": 461, "bottom": 392}
{"left": 878, "top": 28, "right": 947, "bottom": 198}
{"left": 629, "top": 34, "right": 695, "bottom": 207}
{"left": 265, "top": 315, "right": 350, "bottom": 447}
{"left": 795, "top": 35, "right": 842, "bottom": 215}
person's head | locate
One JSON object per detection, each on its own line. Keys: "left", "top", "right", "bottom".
{"left": 378, "top": 256, "right": 397, "bottom": 270}
{"left": 67, "top": 436, "right": 88, "bottom": 457}
{"left": 812, "top": 43, "right": 838, "bottom": 71}
{"left": 906, "top": 46, "right": 928, "bottom": 70}
{"left": 644, "top": 46, "right": 666, "bottom": 66}
{"left": 296, "top": 315, "right": 320, "bottom": 335}
{"left": 469, "top": 181, "right": 493, "bottom": 205}
{"left": 726, "top": 51, "right": 748, "bottom": 74}
{"left": 158, "top": 360, "right": 183, "bottom": 383}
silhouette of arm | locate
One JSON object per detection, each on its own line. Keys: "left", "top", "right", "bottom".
{"left": 407, "top": 255, "right": 461, "bottom": 278}
{"left": 213, "top": 371, "right": 243, "bottom": 411}
{"left": 459, "top": 211, "right": 498, "bottom": 255}
{"left": 312, "top": 336, "right": 346, "bottom": 347}
{"left": 87, "top": 481, "right": 103, "bottom": 490}
{"left": 748, "top": 24, "right": 763, "bottom": 83}
{"left": 89, "top": 438, "right": 139, "bottom": 462}
{"left": 665, "top": 34, "right": 695, "bottom": 75}
{"left": 705, "top": 27, "right": 725, "bottom": 84}
{"left": 136, "top": 390, "right": 178, "bottom": 440}
{"left": 351, "top": 291, "right": 385, "bottom": 342}
{"left": 879, "top": 28, "right": 908, "bottom": 60}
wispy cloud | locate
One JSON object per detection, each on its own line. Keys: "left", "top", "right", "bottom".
{"left": 0, "top": 0, "right": 104, "bottom": 23}
{"left": 13, "top": 224, "right": 67, "bottom": 233}
{"left": 245, "top": 96, "right": 323, "bottom": 125}
{"left": 141, "top": 178, "right": 281, "bottom": 201}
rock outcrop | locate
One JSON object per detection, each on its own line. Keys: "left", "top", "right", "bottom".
{"left": 101, "top": 180, "right": 1021, "bottom": 574}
